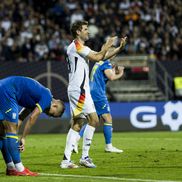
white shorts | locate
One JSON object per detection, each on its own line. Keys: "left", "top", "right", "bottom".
{"left": 68, "top": 90, "right": 96, "bottom": 117}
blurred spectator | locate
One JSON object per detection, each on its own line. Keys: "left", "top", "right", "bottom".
{"left": 0, "top": 0, "right": 181, "bottom": 62}
{"left": 70, "top": 5, "right": 84, "bottom": 25}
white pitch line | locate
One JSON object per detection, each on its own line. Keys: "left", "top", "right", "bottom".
{"left": 39, "top": 173, "right": 181, "bottom": 182}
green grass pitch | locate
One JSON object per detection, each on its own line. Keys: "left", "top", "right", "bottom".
{"left": 0, "top": 132, "right": 182, "bottom": 182}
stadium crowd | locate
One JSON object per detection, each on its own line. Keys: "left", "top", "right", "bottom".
{"left": 0, "top": 0, "right": 181, "bottom": 62}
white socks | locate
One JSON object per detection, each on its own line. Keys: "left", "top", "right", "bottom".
{"left": 76, "top": 134, "right": 81, "bottom": 142}
{"left": 7, "top": 161, "right": 15, "bottom": 170}
{"left": 15, "top": 162, "right": 25, "bottom": 172}
{"left": 82, "top": 125, "right": 95, "bottom": 159}
{"left": 106, "top": 143, "right": 112, "bottom": 149}
{"left": 64, "top": 128, "right": 79, "bottom": 161}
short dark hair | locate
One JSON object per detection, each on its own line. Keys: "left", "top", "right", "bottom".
{"left": 70, "top": 21, "right": 88, "bottom": 38}
{"left": 57, "top": 100, "right": 65, "bottom": 118}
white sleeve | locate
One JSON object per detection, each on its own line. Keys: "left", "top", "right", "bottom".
{"left": 77, "top": 46, "right": 91, "bottom": 57}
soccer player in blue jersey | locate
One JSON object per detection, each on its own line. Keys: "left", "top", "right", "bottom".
{"left": 74, "top": 39, "right": 126, "bottom": 154}
{"left": 90, "top": 57, "right": 124, "bottom": 152}
{"left": 0, "top": 76, "right": 65, "bottom": 176}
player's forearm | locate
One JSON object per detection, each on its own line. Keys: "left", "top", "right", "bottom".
{"left": 109, "top": 71, "right": 123, "bottom": 81}
{"left": 97, "top": 43, "right": 118, "bottom": 61}
{"left": 104, "top": 47, "right": 121, "bottom": 60}
{"left": 90, "top": 49, "right": 107, "bottom": 62}
{"left": 89, "top": 37, "right": 116, "bottom": 61}
{"left": 112, "top": 73, "right": 123, "bottom": 80}
{"left": 97, "top": 49, "right": 108, "bottom": 61}
{"left": 21, "top": 115, "right": 38, "bottom": 139}
{"left": 17, "top": 119, "right": 23, "bottom": 133}
{"left": 21, "top": 122, "right": 32, "bottom": 139}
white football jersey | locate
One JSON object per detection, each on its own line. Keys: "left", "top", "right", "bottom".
{"left": 66, "top": 40, "right": 91, "bottom": 92}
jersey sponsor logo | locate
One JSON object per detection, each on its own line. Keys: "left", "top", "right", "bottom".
{"left": 12, "top": 112, "right": 17, "bottom": 120}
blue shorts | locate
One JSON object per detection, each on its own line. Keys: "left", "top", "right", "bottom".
{"left": 0, "top": 87, "right": 19, "bottom": 123}
{"left": 94, "top": 100, "right": 110, "bottom": 117}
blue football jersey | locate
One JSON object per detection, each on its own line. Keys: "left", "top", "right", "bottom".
{"left": 0, "top": 76, "right": 52, "bottom": 113}
{"left": 90, "top": 60, "right": 112, "bottom": 101}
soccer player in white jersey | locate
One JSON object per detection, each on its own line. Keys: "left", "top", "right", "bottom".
{"left": 74, "top": 47, "right": 126, "bottom": 154}
{"left": 60, "top": 20, "right": 121, "bottom": 168}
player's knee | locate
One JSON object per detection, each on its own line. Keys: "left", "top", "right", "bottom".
{"left": 104, "top": 117, "right": 112, "bottom": 124}
{"left": 102, "top": 114, "right": 112, "bottom": 123}
{"left": 105, "top": 120, "right": 112, "bottom": 125}
{"left": 71, "top": 117, "right": 85, "bottom": 132}
{"left": 72, "top": 123, "right": 81, "bottom": 132}
{"left": 88, "top": 115, "right": 99, "bottom": 127}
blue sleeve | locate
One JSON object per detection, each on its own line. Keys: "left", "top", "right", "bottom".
{"left": 36, "top": 89, "right": 52, "bottom": 113}
{"left": 100, "top": 60, "right": 112, "bottom": 71}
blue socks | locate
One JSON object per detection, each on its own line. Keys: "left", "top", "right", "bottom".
{"left": 103, "top": 123, "right": 112, "bottom": 144}
{"left": 6, "top": 133, "right": 21, "bottom": 164}
{"left": 1, "top": 138, "right": 13, "bottom": 163}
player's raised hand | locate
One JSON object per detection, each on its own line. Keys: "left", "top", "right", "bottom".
{"left": 19, "top": 138, "right": 25, "bottom": 152}
{"left": 105, "top": 36, "right": 118, "bottom": 49}
{"left": 119, "top": 36, "right": 127, "bottom": 49}
{"left": 118, "top": 66, "right": 124, "bottom": 74}
{"left": 115, "top": 66, "right": 125, "bottom": 75}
